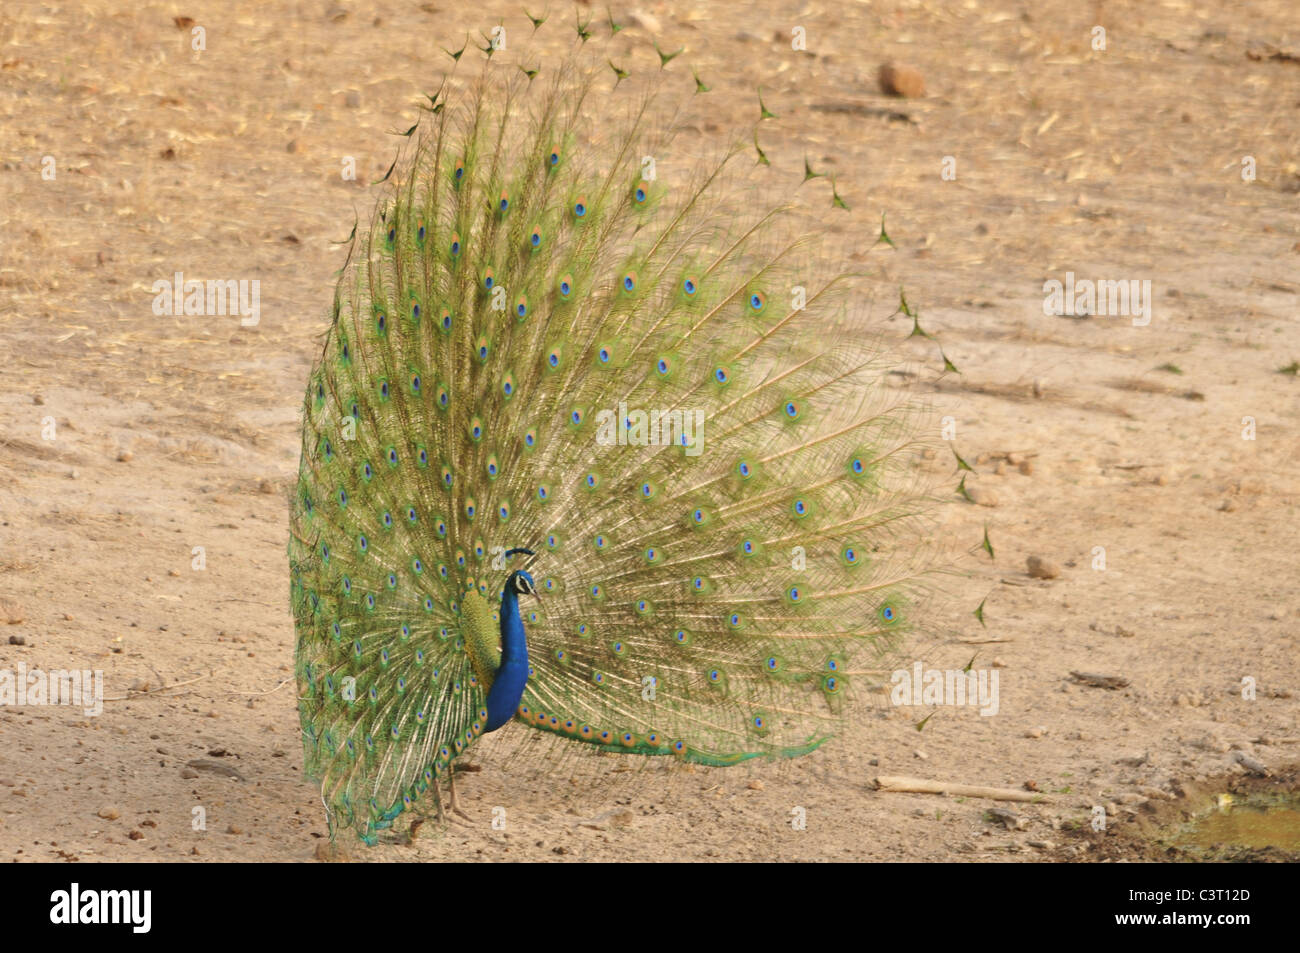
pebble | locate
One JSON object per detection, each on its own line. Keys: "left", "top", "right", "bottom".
{"left": 97, "top": 806, "right": 120, "bottom": 820}
{"left": 913, "top": 749, "right": 928, "bottom": 761}
{"left": 226, "top": 823, "right": 243, "bottom": 835}
{"left": 8, "top": 635, "right": 26, "bottom": 646}
{"left": 1019, "top": 459, "right": 1034, "bottom": 475}
{"left": 179, "top": 767, "right": 199, "bottom": 779}
{"left": 1025, "top": 726, "right": 1046, "bottom": 738}
{"left": 878, "top": 62, "right": 925, "bottom": 98}
{"left": 625, "top": 9, "right": 662, "bottom": 32}
{"left": 117, "top": 450, "right": 133, "bottom": 462}
{"left": 128, "top": 830, "right": 144, "bottom": 840}
{"left": 966, "top": 485, "right": 998, "bottom": 507}
{"left": 0, "top": 598, "right": 25, "bottom": 624}
{"left": 747, "top": 779, "right": 764, "bottom": 791}
{"left": 1026, "top": 555, "right": 1060, "bottom": 579}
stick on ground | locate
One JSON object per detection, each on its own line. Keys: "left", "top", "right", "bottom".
{"left": 874, "top": 776, "right": 1053, "bottom": 803}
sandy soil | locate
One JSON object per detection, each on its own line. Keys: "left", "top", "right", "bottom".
{"left": 0, "top": 0, "right": 1297, "bottom": 862}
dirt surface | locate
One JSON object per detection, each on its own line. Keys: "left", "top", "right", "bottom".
{"left": 1, "top": 0, "right": 1297, "bottom": 862}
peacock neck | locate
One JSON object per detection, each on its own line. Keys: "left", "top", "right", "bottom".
{"left": 483, "top": 588, "right": 529, "bottom": 732}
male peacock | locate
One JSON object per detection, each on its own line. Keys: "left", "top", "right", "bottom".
{"left": 289, "top": 13, "right": 941, "bottom": 845}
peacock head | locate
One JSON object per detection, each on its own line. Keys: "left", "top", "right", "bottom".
{"left": 504, "top": 547, "right": 540, "bottom": 603}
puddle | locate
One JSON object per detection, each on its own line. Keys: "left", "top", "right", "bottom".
{"left": 1175, "top": 793, "right": 1300, "bottom": 851}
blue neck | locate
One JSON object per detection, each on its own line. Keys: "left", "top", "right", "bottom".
{"left": 484, "top": 588, "right": 529, "bottom": 732}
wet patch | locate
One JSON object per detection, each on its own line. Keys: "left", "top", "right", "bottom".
{"left": 1056, "top": 765, "right": 1300, "bottom": 863}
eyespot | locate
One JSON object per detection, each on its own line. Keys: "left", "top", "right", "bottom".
{"left": 683, "top": 276, "right": 697, "bottom": 296}
{"left": 749, "top": 291, "right": 766, "bottom": 312}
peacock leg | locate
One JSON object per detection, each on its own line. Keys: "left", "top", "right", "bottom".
{"left": 447, "top": 764, "right": 472, "bottom": 823}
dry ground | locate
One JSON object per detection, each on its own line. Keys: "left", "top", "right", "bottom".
{"left": 0, "top": 0, "right": 1297, "bottom": 862}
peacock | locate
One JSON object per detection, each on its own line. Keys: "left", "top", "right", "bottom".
{"left": 289, "top": 12, "right": 942, "bottom": 845}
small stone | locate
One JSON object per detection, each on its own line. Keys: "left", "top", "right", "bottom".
{"left": 1153, "top": 473, "right": 1169, "bottom": 486}
{"left": 33, "top": 394, "right": 44, "bottom": 405}
{"left": 258, "top": 478, "right": 276, "bottom": 495}
{"left": 625, "top": 9, "right": 662, "bottom": 32}
{"left": 966, "top": 485, "right": 998, "bottom": 507}
{"left": 913, "top": 749, "right": 928, "bottom": 761}
{"left": 344, "top": 90, "right": 361, "bottom": 108}
{"left": 8, "top": 634, "right": 26, "bottom": 646}
{"left": 1027, "top": 839, "right": 1054, "bottom": 849}
{"left": 179, "top": 767, "right": 199, "bottom": 779}
{"left": 1032, "top": 378, "right": 1046, "bottom": 398}
{"left": 1025, "top": 726, "right": 1046, "bottom": 739}
{"left": 1018, "top": 459, "right": 1034, "bottom": 475}
{"left": 97, "top": 806, "right": 120, "bottom": 820}
{"left": 747, "top": 779, "right": 764, "bottom": 791}
{"left": 1026, "top": 555, "right": 1060, "bottom": 579}
{"left": 226, "top": 823, "right": 243, "bottom": 835}
{"left": 0, "top": 598, "right": 25, "bottom": 624}
{"left": 117, "top": 450, "right": 133, "bottom": 463}
{"left": 991, "top": 658, "right": 1005, "bottom": 668}
{"left": 1219, "top": 499, "right": 1237, "bottom": 512}
{"left": 286, "top": 139, "right": 300, "bottom": 154}
{"left": 128, "top": 829, "right": 144, "bottom": 840}
{"left": 1104, "top": 802, "right": 1117, "bottom": 817}
{"left": 994, "top": 461, "right": 1007, "bottom": 476}
{"left": 878, "top": 62, "right": 925, "bottom": 98}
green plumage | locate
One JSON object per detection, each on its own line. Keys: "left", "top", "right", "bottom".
{"left": 289, "top": 18, "right": 938, "bottom": 843}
